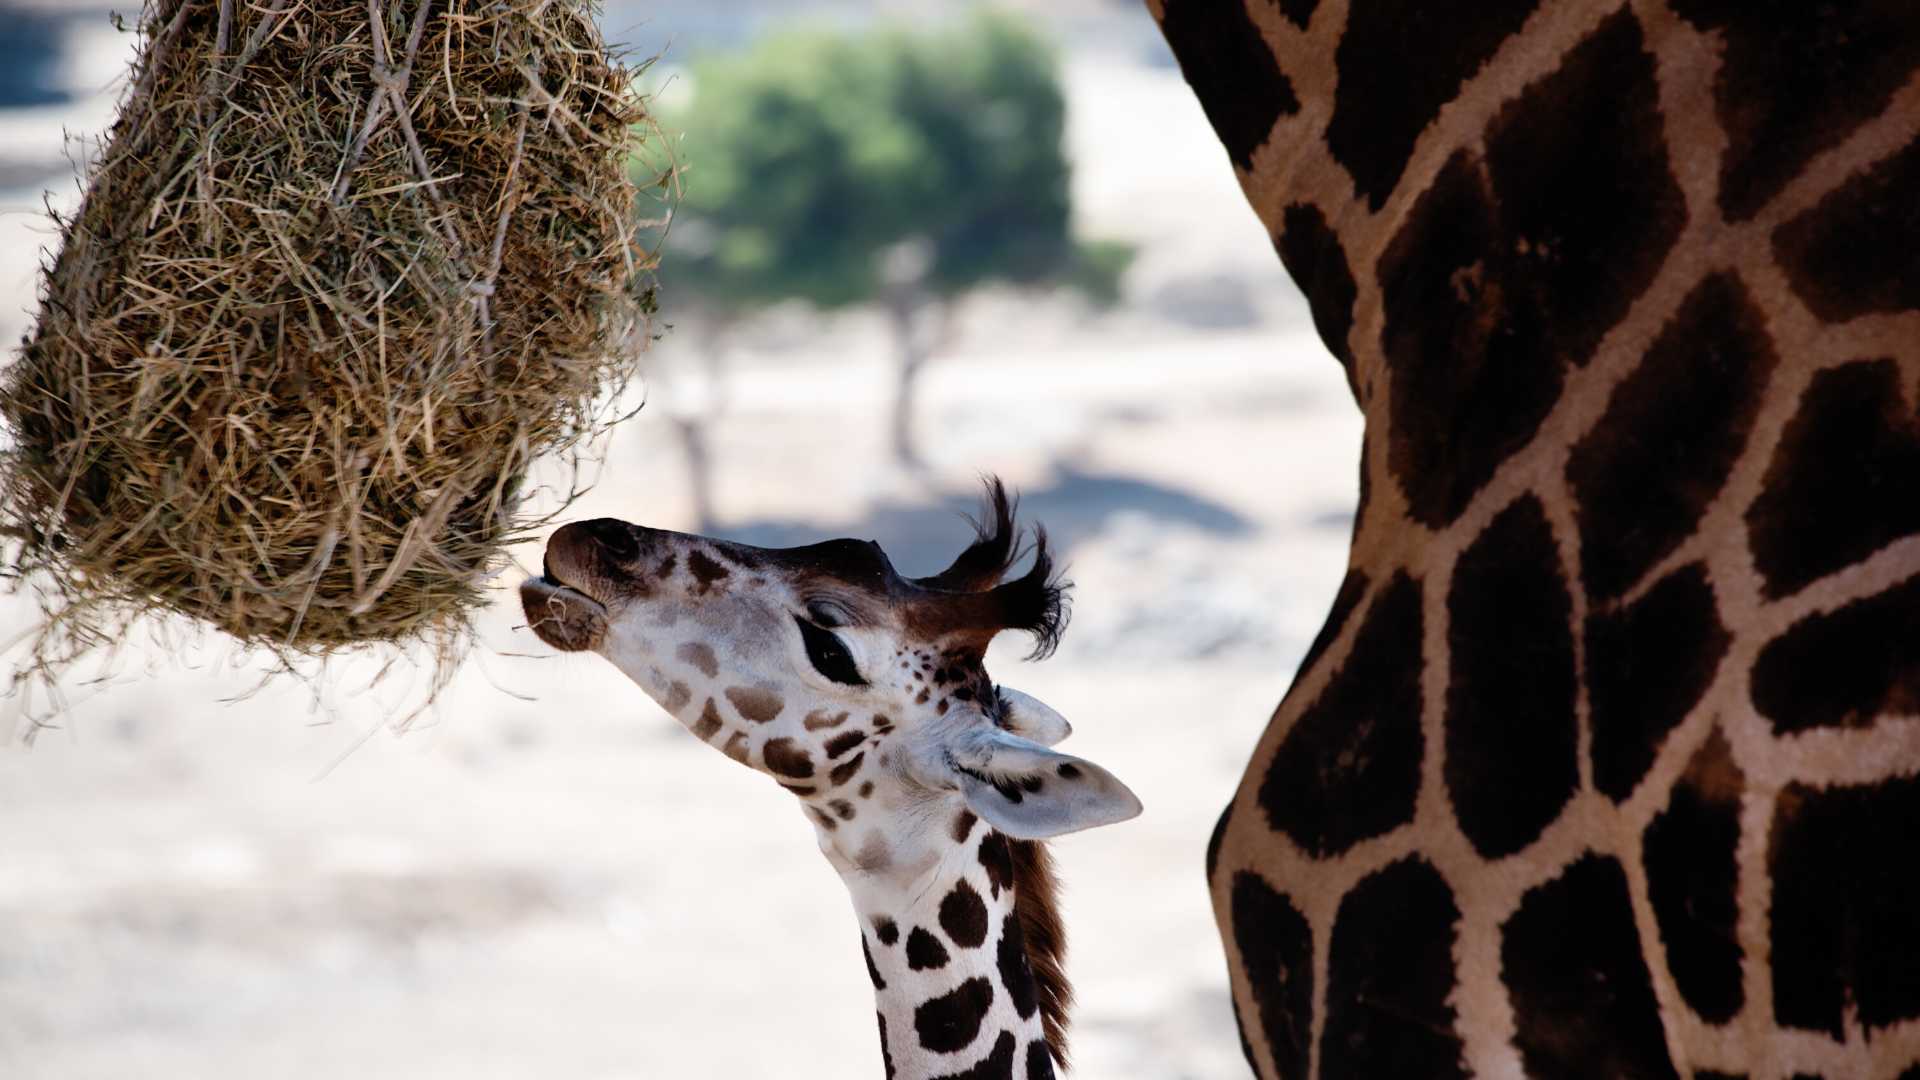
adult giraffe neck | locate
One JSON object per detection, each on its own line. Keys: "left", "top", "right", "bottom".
{"left": 1153, "top": 1, "right": 1920, "bottom": 1077}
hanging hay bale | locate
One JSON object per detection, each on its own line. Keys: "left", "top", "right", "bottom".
{"left": 0, "top": 0, "right": 662, "bottom": 706}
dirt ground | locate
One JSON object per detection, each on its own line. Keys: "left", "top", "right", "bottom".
{"left": 0, "top": 11, "right": 1359, "bottom": 1078}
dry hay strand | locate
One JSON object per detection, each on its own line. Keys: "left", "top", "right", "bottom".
{"left": 0, "top": 0, "right": 666, "bottom": 725}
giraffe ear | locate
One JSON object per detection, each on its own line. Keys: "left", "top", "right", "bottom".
{"left": 944, "top": 727, "right": 1142, "bottom": 840}
{"left": 995, "top": 686, "right": 1071, "bottom": 747}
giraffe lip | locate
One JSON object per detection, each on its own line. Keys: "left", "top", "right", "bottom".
{"left": 535, "top": 540, "right": 607, "bottom": 606}
{"left": 519, "top": 574, "right": 609, "bottom": 651}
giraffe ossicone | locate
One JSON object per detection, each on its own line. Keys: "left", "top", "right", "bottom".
{"left": 521, "top": 479, "right": 1140, "bottom": 1078}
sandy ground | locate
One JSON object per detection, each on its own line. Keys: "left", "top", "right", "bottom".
{"left": 0, "top": 11, "right": 1358, "bottom": 1078}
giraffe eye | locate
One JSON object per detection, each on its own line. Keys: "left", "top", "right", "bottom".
{"left": 796, "top": 616, "right": 866, "bottom": 686}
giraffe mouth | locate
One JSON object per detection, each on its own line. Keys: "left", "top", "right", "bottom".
{"left": 519, "top": 573, "right": 609, "bottom": 652}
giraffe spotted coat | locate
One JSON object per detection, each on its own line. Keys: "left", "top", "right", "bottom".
{"left": 1151, "top": 1, "right": 1920, "bottom": 1077}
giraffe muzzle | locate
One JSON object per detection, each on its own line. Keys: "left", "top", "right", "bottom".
{"left": 521, "top": 519, "right": 638, "bottom": 651}
{"left": 519, "top": 572, "right": 608, "bottom": 652}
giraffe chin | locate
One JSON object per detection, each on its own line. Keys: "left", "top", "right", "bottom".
{"left": 519, "top": 576, "right": 609, "bottom": 653}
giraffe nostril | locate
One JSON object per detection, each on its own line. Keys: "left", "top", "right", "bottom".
{"left": 583, "top": 518, "right": 641, "bottom": 562}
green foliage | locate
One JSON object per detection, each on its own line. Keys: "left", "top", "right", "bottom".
{"left": 1064, "top": 238, "right": 1139, "bottom": 309}
{"left": 651, "top": 13, "right": 1077, "bottom": 314}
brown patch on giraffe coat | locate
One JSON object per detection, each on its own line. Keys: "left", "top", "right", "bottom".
{"left": 1025, "top": 1041, "right": 1056, "bottom": 1080}
{"left": 761, "top": 737, "right": 814, "bottom": 779}
{"left": 873, "top": 916, "right": 900, "bottom": 947}
{"left": 676, "top": 642, "right": 719, "bottom": 679}
{"left": 878, "top": 1013, "right": 896, "bottom": 1080}
{"left": 1643, "top": 727, "right": 1746, "bottom": 1024}
{"left": 1482, "top": 10, "right": 1685, "bottom": 369}
{"left": 928, "top": 1030, "right": 1015, "bottom": 1080}
{"left": 952, "top": 809, "right": 978, "bottom": 844}
{"left": 856, "top": 833, "right": 891, "bottom": 873}
{"left": 686, "top": 548, "right": 731, "bottom": 589}
{"left": 824, "top": 730, "right": 867, "bottom": 759}
{"left": 1568, "top": 272, "right": 1780, "bottom": 601}
{"left": 978, "top": 831, "right": 1014, "bottom": 898}
{"left": 1260, "top": 572, "right": 1425, "bottom": 857}
{"left": 1773, "top": 134, "right": 1920, "bottom": 322}
{"left": 725, "top": 686, "right": 784, "bottom": 723}
{"left": 1326, "top": 0, "right": 1542, "bottom": 209}
{"left": 1152, "top": 0, "right": 1297, "bottom": 172}
{"left": 1275, "top": 203, "right": 1360, "bottom": 394}
{"left": 1747, "top": 359, "right": 1920, "bottom": 600}
{"left": 1502, "top": 854, "right": 1679, "bottom": 1080}
{"left": 1445, "top": 496, "right": 1578, "bottom": 858}
{"left": 828, "top": 752, "right": 865, "bottom": 788}
{"left": 1322, "top": 858, "right": 1467, "bottom": 1078}
{"left": 692, "top": 698, "right": 724, "bottom": 741}
{"left": 939, "top": 879, "right": 990, "bottom": 949}
{"left": 1672, "top": 0, "right": 1920, "bottom": 223}
{"left": 721, "top": 732, "right": 749, "bottom": 764}
{"left": 663, "top": 680, "right": 691, "bottom": 714}
{"left": 1768, "top": 774, "right": 1920, "bottom": 1037}
{"left": 997, "top": 915, "right": 1038, "bottom": 1021}
{"left": 914, "top": 977, "right": 994, "bottom": 1055}
{"left": 1229, "top": 871, "right": 1313, "bottom": 1080}
{"left": 1378, "top": 11, "right": 1684, "bottom": 526}
{"left": 1587, "top": 563, "right": 1730, "bottom": 801}
{"left": 804, "top": 709, "right": 850, "bottom": 730}
{"left": 1378, "top": 148, "right": 1563, "bottom": 527}
{"left": 907, "top": 926, "right": 951, "bottom": 971}
{"left": 829, "top": 798, "right": 856, "bottom": 821}
{"left": 809, "top": 806, "right": 838, "bottom": 831}
{"left": 1753, "top": 574, "right": 1920, "bottom": 736}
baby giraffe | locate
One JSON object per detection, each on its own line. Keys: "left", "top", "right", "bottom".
{"left": 520, "top": 480, "right": 1141, "bottom": 1079}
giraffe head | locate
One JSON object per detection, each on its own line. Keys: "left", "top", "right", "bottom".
{"left": 518, "top": 480, "right": 1141, "bottom": 871}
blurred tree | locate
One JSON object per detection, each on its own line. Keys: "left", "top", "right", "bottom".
{"left": 648, "top": 14, "right": 1131, "bottom": 482}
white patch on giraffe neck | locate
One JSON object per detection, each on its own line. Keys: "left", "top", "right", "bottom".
{"left": 845, "top": 823, "right": 1051, "bottom": 1080}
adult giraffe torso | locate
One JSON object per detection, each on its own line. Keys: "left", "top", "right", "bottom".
{"left": 1150, "top": 1, "right": 1920, "bottom": 1077}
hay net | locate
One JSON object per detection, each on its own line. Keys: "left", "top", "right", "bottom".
{"left": 0, "top": 0, "right": 663, "bottom": 721}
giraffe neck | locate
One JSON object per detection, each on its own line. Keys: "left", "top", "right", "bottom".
{"left": 833, "top": 816, "right": 1059, "bottom": 1080}
{"left": 1152, "top": 1, "right": 1920, "bottom": 1078}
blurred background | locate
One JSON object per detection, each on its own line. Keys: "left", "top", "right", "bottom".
{"left": 0, "top": 1, "right": 1358, "bottom": 1076}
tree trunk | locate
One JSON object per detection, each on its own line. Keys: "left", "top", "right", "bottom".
{"left": 884, "top": 293, "right": 937, "bottom": 469}
{"left": 673, "top": 318, "right": 728, "bottom": 532}
{"left": 674, "top": 415, "right": 715, "bottom": 533}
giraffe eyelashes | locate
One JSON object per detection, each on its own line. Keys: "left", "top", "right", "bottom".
{"left": 804, "top": 600, "right": 851, "bottom": 628}
{"left": 796, "top": 615, "right": 867, "bottom": 686}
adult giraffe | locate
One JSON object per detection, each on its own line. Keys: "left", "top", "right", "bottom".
{"left": 1149, "top": 2, "right": 1920, "bottom": 1077}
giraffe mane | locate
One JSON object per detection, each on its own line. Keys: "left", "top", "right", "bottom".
{"left": 1011, "top": 836, "right": 1073, "bottom": 1070}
